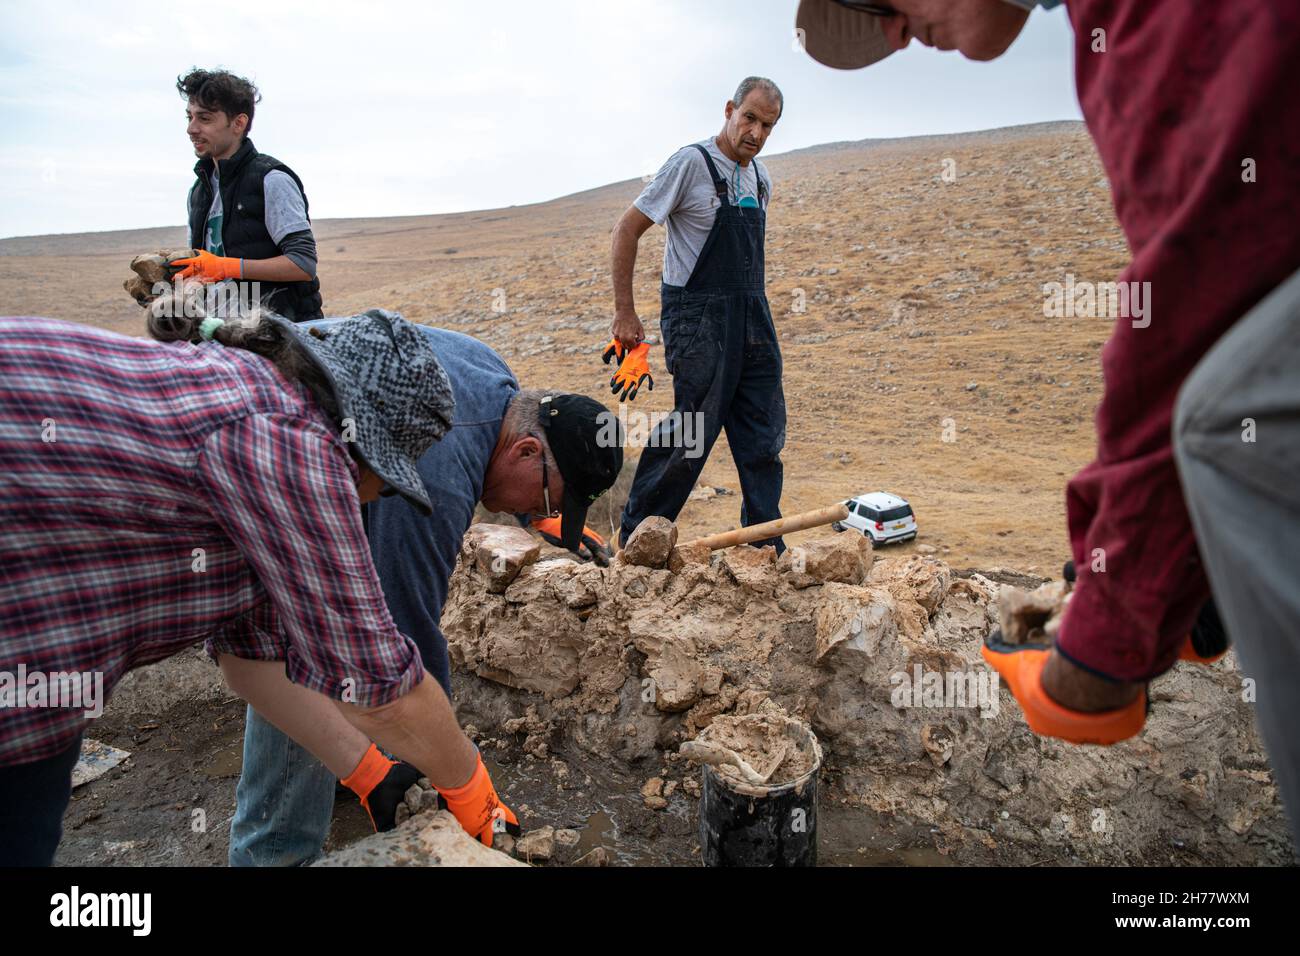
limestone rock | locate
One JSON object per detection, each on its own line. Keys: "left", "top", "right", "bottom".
{"left": 312, "top": 811, "right": 525, "bottom": 867}
{"left": 130, "top": 253, "right": 172, "bottom": 285}
{"left": 623, "top": 516, "right": 677, "bottom": 568}
{"left": 404, "top": 783, "right": 439, "bottom": 815}
{"left": 124, "top": 275, "right": 157, "bottom": 306}
{"left": 814, "top": 585, "right": 899, "bottom": 665}
{"left": 869, "top": 556, "right": 952, "bottom": 616}
{"left": 667, "top": 541, "right": 712, "bottom": 574}
{"left": 573, "top": 846, "right": 611, "bottom": 866}
{"left": 646, "top": 635, "right": 704, "bottom": 712}
{"left": 997, "top": 580, "right": 1070, "bottom": 644}
{"left": 516, "top": 825, "right": 556, "bottom": 862}
{"left": 466, "top": 523, "right": 540, "bottom": 592}
{"left": 921, "top": 724, "right": 955, "bottom": 767}
{"left": 641, "top": 776, "right": 668, "bottom": 810}
{"left": 779, "top": 534, "right": 873, "bottom": 585}
{"left": 719, "top": 545, "right": 777, "bottom": 590}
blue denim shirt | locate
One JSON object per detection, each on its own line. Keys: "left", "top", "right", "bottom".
{"left": 304, "top": 319, "right": 519, "bottom": 693}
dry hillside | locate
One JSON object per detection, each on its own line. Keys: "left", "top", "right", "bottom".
{"left": 0, "top": 120, "right": 1125, "bottom": 573}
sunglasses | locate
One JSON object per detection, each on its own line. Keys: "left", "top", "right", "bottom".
{"left": 830, "top": 0, "right": 898, "bottom": 14}
{"left": 533, "top": 452, "right": 560, "bottom": 520}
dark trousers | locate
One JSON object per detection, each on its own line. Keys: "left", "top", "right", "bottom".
{"left": 620, "top": 283, "right": 787, "bottom": 551}
{"left": 0, "top": 733, "right": 82, "bottom": 866}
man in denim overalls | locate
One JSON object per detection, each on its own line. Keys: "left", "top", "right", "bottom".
{"left": 608, "top": 77, "right": 787, "bottom": 554}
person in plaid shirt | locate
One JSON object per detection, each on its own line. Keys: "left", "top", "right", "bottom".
{"left": 0, "top": 307, "right": 550, "bottom": 864}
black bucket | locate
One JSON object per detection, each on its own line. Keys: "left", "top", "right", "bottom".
{"left": 697, "top": 717, "right": 822, "bottom": 867}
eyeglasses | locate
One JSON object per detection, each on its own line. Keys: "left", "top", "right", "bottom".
{"left": 831, "top": 0, "right": 898, "bottom": 15}
{"left": 533, "top": 453, "right": 560, "bottom": 520}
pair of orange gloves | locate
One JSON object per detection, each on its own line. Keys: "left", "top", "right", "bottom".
{"left": 342, "top": 744, "right": 520, "bottom": 848}
{"left": 603, "top": 339, "right": 653, "bottom": 402}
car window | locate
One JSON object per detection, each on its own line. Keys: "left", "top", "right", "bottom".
{"left": 878, "top": 506, "right": 913, "bottom": 522}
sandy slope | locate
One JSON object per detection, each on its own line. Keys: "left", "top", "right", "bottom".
{"left": 0, "top": 120, "right": 1126, "bottom": 573}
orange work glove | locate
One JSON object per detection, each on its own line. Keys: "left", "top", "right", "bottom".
{"left": 435, "top": 750, "right": 521, "bottom": 847}
{"left": 610, "top": 342, "right": 653, "bottom": 402}
{"left": 170, "top": 249, "right": 243, "bottom": 282}
{"left": 602, "top": 338, "right": 627, "bottom": 368}
{"left": 531, "top": 516, "right": 612, "bottom": 566}
{"left": 340, "top": 743, "right": 424, "bottom": 831}
{"left": 981, "top": 632, "right": 1147, "bottom": 746}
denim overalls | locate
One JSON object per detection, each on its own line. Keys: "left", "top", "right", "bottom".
{"left": 621, "top": 144, "right": 787, "bottom": 552}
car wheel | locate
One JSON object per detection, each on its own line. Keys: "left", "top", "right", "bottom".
{"left": 831, "top": 521, "right": 845, "bottom": 533}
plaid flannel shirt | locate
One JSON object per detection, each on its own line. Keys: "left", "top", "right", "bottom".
{"left": 0, "top": 317, "right": 423, "bottom": 766}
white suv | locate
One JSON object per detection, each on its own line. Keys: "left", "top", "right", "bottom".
{"left": 834, "top": 492, "right": 918, "bottom": 545}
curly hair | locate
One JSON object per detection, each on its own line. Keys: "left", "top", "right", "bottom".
{"left": 176, "top": 68, "right": 262, "bottom": 133}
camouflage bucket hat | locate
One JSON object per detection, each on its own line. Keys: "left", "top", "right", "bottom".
{"left": 270, "top": 309, "right": 455, "bottom": 514}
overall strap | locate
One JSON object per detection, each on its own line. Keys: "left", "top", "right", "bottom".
{"left": 755, "top": 160, "right": 767, "bottom": 204}
{"left": 691, "top": 143, "right": 730, "bottom": 206}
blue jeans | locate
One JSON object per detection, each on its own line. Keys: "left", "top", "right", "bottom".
{"left": 228, "top": 707, "right": 337, "bottom": 867}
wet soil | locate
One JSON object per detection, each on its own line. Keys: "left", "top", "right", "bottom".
{"left": 55, "top": 695, "right": 1133, "bottom": 867}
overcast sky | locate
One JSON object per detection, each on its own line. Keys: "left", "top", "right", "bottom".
{"left": 0, "top": 0, "right": 1081, "bottom": 239}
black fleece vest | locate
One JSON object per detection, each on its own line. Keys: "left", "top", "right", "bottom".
{"left": 187, "top": 138, "right": 324, "bottom": 321}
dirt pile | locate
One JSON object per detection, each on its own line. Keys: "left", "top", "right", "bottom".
{"left": 444, "top": 529, "right": 1292, "bottom": 864}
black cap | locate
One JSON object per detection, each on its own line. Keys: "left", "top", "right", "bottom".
{"left": 539, "top": 394, "right": 624, "bottom": 552}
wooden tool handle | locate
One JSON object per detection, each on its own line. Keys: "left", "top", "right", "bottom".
{"left": 682, "top": 503, "right": 850, "bottom": 552}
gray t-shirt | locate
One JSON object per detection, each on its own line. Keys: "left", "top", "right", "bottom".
{"left": 634, "top": 137, "right": 772, "bottom": 286}
{"left": 189, "top": 169, "right": 311, "bottom": 252}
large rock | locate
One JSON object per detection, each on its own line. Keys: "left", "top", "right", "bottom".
{"left": 465, "top": 523, "right": 540, "bottom": 592}
{"left": 779, "top": 534, "right": 874, "bottom": 585}
{"left": 622, "top": 517, "right": 677, "bottom": 568}
{"left": 998, "top": 579, "right": 1069, "bottom": 644}
{"left": 312, "top": 811, "right": 525, "bottom": 867}
{"left": 814, "top": 585, "right": 899, "bottom": 665}
{"left": 667, "top": 541, "right": 712, "bottom": 574}
{"left": 515, "top": 825, "right": 556, "bottom": 862}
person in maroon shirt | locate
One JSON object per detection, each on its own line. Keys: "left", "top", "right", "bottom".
{"left": 795, "top": 0, "right": 1300, "bottom": 843}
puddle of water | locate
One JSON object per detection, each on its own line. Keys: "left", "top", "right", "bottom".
{"left": 198, "top": 741, "right": 243, "bottom": 779}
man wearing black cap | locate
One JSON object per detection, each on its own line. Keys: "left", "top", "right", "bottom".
{"left": 230, "top": 323, "right": 622, "bottom": 866}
